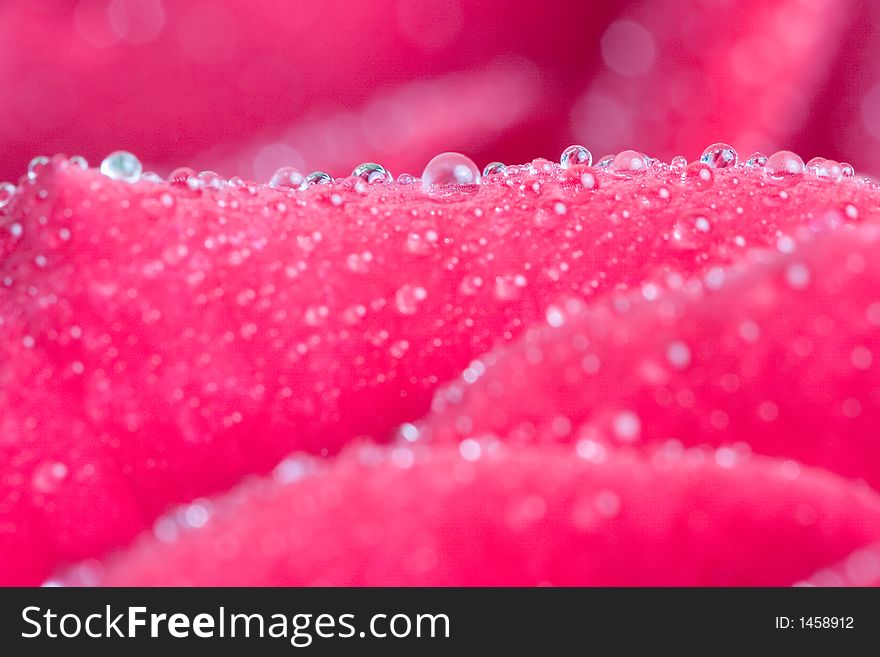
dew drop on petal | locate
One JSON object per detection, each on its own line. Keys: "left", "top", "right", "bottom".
{"left": 560, "top": 144, "right": 592, "bottom": 169}
{"left": 28, "top": 156, "right": 50, "bottom": 181}
{"left": 807, "top": 159, "right": 843, "bottom": 182}
{"left": 396, "top": 172, "right": 417, "bottom": 185}
{"left": 353, "top": 162, "right": 393, "bottom": 184}
{"left": 666, "top": 340, "right": 692, "bottom": 369}
{"left": 31, "top": 461, "right": 68, "bottom": 494}
{"left": 785, "top": 262, "right": 811, "bottom": 289}
{"left": 100, "top": 151, "right": 143, "bottom": 182}
{"left": 765, "top": 151, "right": 805, "bottom": 180}
{"left": 169, "top": 167, "right": 196, "bottom": 186}
{"left": 700, "top": 143, "right": 738, "bottom": 168}
{"left": 395, "top": 283, "right": 427, "bottom": 315}
{"left": 482, "top": 162, "right": 507, "bottom": 177}
{"left": 840, "top": 162, "right": 855, "bottom": 178}
{"left": 612, "top": 150, "right": 648, "bottom": 173}
{"left": 579, "top": 169, "right": 599, "bottom": 189}
{"left": 69, "top": 155, "right": 88, "bottom": 170}
{"left": 745, "top": 152, "right": 768, "bottom": 168}
{"left": 612, "top": 410, "right": 641, "bottom": 442}
{"left": 269, "top": 166, "right": 304, "bottom": 189}
{"left": 304, "top": 171, "right": 332, "bottom": 186}
{"left": 595, "top": 154, "right": 615, "bottom": 168}
{"left": 197, "top": 170, "right": 225, "bottom": 189}
{"left": 682, "top": 162, "right": 714, "bottom": 188}
{"left": 421, "top": 152, "right": 481, "bottom": 190}
{"left": 0, "top": 182, "right": 15, "bottom": 209}
{"left": 670, "top": 155, "right": 688, "bottom": 171}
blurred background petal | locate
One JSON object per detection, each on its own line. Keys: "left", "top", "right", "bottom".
{"left": 0, "top": 0, "right": 876, "bottom": 178}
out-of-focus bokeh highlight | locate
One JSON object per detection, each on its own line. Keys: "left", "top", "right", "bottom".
{"left": 0, "top": 0, "right": 875, "bottom": 181}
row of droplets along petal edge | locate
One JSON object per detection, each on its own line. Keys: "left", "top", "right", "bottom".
{"left": 0, "top": 143, "right": 865, "bottom": 211}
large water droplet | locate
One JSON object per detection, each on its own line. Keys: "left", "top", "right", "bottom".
{"left": 699, "top": 143, "right": 738, "bottom": 168}
{"left": 765, "top": 151, "right": 805, "bottom": 180}
{"left": 269, "top": 166, "right": 304, "bottom": 189}
{"left": 807, "top": 158, "right": 843, "bottom": 182}
{"left": 482, "top": 162, "right": 507, "bottom": 177}
{"left": 0, "top": 182, "right": 15, "bottom": 209}
{"left": 100, "top": 151, "right": 143, "bottom": 182}
{"left": 353, "top": 163, "right": 392, "bottom": 184}
{"left": 304, "top": 171, "right": 332, "bottom": 186}
{"left": 612, "top": 150, "right": 649, "bottom": 172}
{"left": 421, "top": 152, "right": 481, "bottom": 190}
{"left": 560, "top": 145, "right": 593, "bottom": 169}
{"left": 28, "top": 156, "right": 49, "bottom": 181}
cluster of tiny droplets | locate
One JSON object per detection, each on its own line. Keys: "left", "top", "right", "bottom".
{"left": 0, "top": 144, "right": 866, "bottom": 213}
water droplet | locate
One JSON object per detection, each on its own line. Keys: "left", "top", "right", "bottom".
{"left": 669, "top": 213, "right": 711, "bottom": 249}
{"left": 141, "top": 172, "right": 163, "bottom": 183}
{"left": 612, "top": 150, "right": 648, "bottom": 172}
{"left": 595, "top": 154, "right": 615, "bottom": 168}
{"left": 396, "top": 172, "right": 417, "bottom": 185}
{"left": 699, "top": 143, "right": 738, "bottom": 168}
{"left": 482, "top": 161, "right": 507, "bottom": 177}
{"left": 765, "top": 151, "right": 804, "bottom": 180}
{"left": 612, "top": 410, "right": 641, "bottom": 442}
{"left": 560, "top": 144, "right": 592, "bottom": 169}
{"left": 579, "top": 168, "right": 599, "bottom": 189}
{"left": 269, "top": 166, "right": 304, "bottom": 189}
{"left": 494, "top": 273, "right": 527, "bottom": 301}
{"left": 28, "top": 156, "right": 49, "bottom": 181}
{"left": 197, "top": 170, "right": 225, "bottom": 189}
{"left": 169, "top": 167, "right": 195, "bottom": 186}
{"left": 395, "top": 284, "right": 427, "bottom": 315}
{"left": 785, "top": 262, "right": 811, "bottom": 289}
{"left": 352, "top": 162, "right": 392, "bottom": 184}
{"left": 682, "top": 162, "right": 714, "bottom": 188}
{"left": 546, "top": 304, "right": 565, "bottom": 327}
{"left": 69, "top": 155, "right": 88, "bottom": 170}
{"left": 806, "top": 158, "right": 843, "bottom": 182}
{"left": 100, "top": 151, "right": 143, "bottom": 182}
{"left": 421, "top": 152, "right": 481, "bottom": 190}
{"left": 840, "top": 162, "right": 855, "bottom": 178}
{"left": 745, "top": 152, "right": 768, "bottom": 168}
{"left": 31, "top": 461, "right": 68, "bottom": 494}
{"left": 304, "top": 171, "right": 332, "bottom": 186}
{"left": 666, "top": 340, "right": 692, "bottom": 369}
{"left": 0, "top": 182, "right": 15, "bottom": 209}
{"left": 529, "top": 158, "right": 555, "bottom": 174}
{"left": 670, "top": 155, "right": 688, "bottom": 172}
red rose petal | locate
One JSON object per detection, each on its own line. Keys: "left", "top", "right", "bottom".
{"left": 63, "top": 444, "right": 880, "bottom": 586}
{"left": 0, "top": 159, "right": 874, "bottom": 583}
{"left": 422, "top": 222, "right": 880, "bottom": 488}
